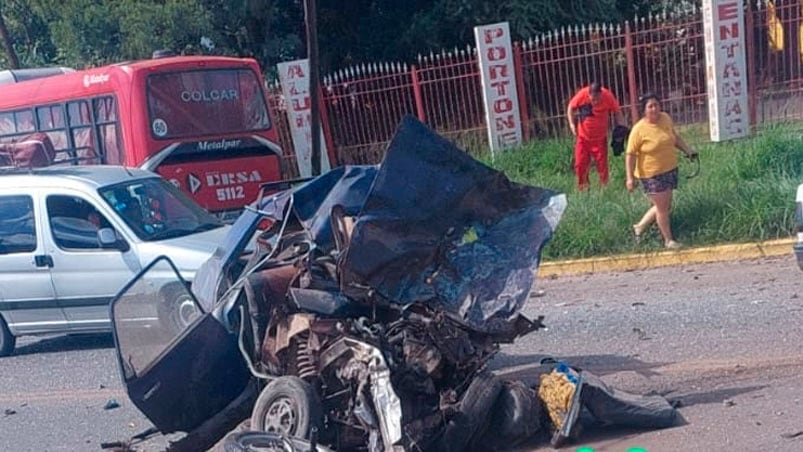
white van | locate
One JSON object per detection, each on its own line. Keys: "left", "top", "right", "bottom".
{"left": 0, "top": 165, "right": 228, "bottom": 356}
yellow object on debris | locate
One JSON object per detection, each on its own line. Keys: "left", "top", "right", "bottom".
{"left": 460, "top": 226, "right": 479, "bottom": 245}
{"left": 537, "top": 370, "right": 577, "bottom": 430}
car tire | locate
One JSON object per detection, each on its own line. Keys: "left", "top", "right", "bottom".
{"left": 158, "top": 284, "right": 200, "bottom": 335}
{"left": 438, "top": 370, "right": 504, "bottom": 452}
{"left": 223, "top": 431, "right": 309, "bottom": 452}
{"left": 250, "top": 376, "right": 322, "bottom": 440}
{"left": 0, "top": 315, "right": 16, "bottom": 357}
{"left": 479, "top": 380, "right": 543, "bottom": 450}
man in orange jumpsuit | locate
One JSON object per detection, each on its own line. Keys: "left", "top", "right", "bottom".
{"left": 566, "top": 82, "right": 626, "bottom": 190}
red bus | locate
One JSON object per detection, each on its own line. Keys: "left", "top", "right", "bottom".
{"left": 0, "top": 55, "right": 295, "bottom": 219}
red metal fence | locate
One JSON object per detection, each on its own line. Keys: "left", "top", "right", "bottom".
{"left": 268, "top": 1, "right": 803, "bottom": 166}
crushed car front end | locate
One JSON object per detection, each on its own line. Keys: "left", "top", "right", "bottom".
{"left": 109, "top": 116, "right": 566, "bottom": 451}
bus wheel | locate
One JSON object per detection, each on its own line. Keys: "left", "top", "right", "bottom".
{"left": 0, "top": 315, "right": 16, "bottom": 357}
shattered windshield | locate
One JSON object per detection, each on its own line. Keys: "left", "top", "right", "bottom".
{"left": 99, "top": 177, "right": 223, "bottom": 241}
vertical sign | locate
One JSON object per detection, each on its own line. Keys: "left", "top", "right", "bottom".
{"left": 702, "top": 0, "right": 749, "bottom": 141}
{"left": 277, "top": 59, "right": 331, "bottom": 177}
{"left": 474, "top": 22, "right": 523, "bottom": 155}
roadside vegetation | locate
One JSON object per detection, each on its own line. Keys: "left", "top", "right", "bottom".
{"left": 487, "top": 124, "right": 803, "bottom": 260}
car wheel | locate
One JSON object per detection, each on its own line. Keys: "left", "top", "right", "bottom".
{"left": 479, "top": 380, "right": 543, "bottom": 450}
{"left": 0, "top": 315, "right": 16, "bottom": 357}
{"left": 438, "top": 370, "right": 504, "bottom": 452}
{"left": 158, "top": 284, "right": 200, "bottom": 335}
{"left": 250, "top": 376, "right": 322, "bottom": 440}
{"left": 223, "top": 431, "right": 306, "bottom": 452}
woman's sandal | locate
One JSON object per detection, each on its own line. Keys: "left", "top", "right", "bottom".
{"left": 632, "top": 224, "right": 643, "bottom": 244}
{"left": 665, "top": 240, "right": 683, "bottom": 249}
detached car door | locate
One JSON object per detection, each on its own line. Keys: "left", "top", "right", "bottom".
{"left": 110, "top": 256, "right": 250, "bottom": 434}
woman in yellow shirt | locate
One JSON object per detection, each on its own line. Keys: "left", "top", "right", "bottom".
{"left": 626, "top": 93, "right": 698, "bottom": 249}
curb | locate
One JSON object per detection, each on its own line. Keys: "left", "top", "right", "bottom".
{"left": 538, "top": 238, "right": 795, "bottom": 277}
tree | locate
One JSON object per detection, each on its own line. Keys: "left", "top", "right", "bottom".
{"left": 0, "top": 4, "right": 20, "bottom": 68}
{"left": 0, "top": 0, "right": 672, "bottom": 73}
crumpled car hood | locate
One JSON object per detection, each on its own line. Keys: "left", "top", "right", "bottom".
{"left": 339, "top": 117, "right": 565, "bottom": 333}
{"left": 220, "top": 116, "right": 564, "bottom": 334}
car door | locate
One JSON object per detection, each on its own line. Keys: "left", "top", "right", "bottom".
{"left": 0, "top": 191, "right": 67, "bottom": 334}
{"left": 110, "top": 256, "right": 250, "bottom": 433}
{"left": 42, "top": 192, "right": 141, "bottom": 331}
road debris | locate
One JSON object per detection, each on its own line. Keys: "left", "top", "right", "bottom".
{"left": 781, "top": 430, "right": 803, "bottom": 439}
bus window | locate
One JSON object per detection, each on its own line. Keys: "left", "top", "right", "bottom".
{"left": 99, "top": 124, "right": 122, "bottom": 164}
{"left": 0, "top": 109, "right": 35, "bottom": 138}
{"left": 72, "top": 128, "right": 97, "bottom": 163}
{"left": 68, "top": 100, "right": 91, "bottom": 126}
{"left": 241, "top": 71, "right": 270, "bottom": 130}
{"left": 94, "top": 96, "right": 117, "bottom": 122}
{"left": 0, "top": 112, "right": 13, "bottom": 136}
{"left": 36, "top": 105, "right": 65, "bottom": 130}
{"left": 16, "top": 110, "right": 35, "bottom": 134}
{"left": 46, "top": 131, "right": 69, "bottom": 155}
{"left": 146, "top": 68, "right": 271, "bottom": 139}
{"left": 36, "top": 105, "right": 69, "bottom": 155}
{"left": 68, "top": 100, "right": 98, "bottom": 163}
{"left": 93, "top": 96, "right": 121, "bottom": 164}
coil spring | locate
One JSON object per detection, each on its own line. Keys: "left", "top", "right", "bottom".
{"left": 296, "top": 332, "right": 316, "bottom": 380}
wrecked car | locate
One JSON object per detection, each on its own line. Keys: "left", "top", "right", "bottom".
{"left": 108, "top": 116, "right": 567, "bottom": 451}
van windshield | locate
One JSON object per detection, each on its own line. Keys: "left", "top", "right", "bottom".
{"left": 99, "top": 178, "right": 223, "bottom": 241}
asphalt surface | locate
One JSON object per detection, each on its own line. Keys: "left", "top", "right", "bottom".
{"left": 503, "top": 253, "right": 803, "bottom": 451}
{"left": 0, "top": 254, "right": 801, "bottom": 452}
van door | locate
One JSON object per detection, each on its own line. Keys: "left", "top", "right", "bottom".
{"left": 42, "top": 193, "right": 141, "bottom": 331}
{"left": 0, "top": 192, "right": 66, "bottom": 335}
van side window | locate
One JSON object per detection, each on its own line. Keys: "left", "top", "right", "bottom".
{"left": 46, "top": 195, "right": 111, "bottom": 250}
{"left": 0, "top": 195, "right": 36, "bottom": 254}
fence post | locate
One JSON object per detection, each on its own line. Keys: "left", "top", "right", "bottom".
{"left": 513, "top": 41, "right": 531, "bottom": 142}
{"left": 624, "top": 21, "right": 639, "bottom": 124}
{"left": 318, "top": 82, "right": 338, "bottom": 166}
{"left": 744, "top": 3, "right": 758, "bottom": 127}
{"left": 410, "top": 65, "right": 426, "bottom": 122}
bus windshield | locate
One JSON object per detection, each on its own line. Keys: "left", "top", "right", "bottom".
{"left": 146, "top": 68, "right": 271, "bottom": 139}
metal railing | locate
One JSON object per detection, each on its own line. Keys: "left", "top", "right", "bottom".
{"left": 268, "top": 1, "right": 803, "bottom": 166}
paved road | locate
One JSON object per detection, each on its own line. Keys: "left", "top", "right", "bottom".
{"left": 504, "top": 253, "right": 803, "bottom": 452}
{"left": 0, "top": 335, "right": 174, "bottom": 451}
{"left": 0, "top": 254, "right": 801, "bottom": 452}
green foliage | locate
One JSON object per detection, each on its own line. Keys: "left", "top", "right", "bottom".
{"left": 489, "top": 126, "right": 803, "bottom": 260}
{"left": 0, "top": 0, "right": 663, "bottom": 72}
{"left": 2, "top": 0, "right": 219, "bottom": 68}
{"left": 44, "top": 0, "right": 122, "bottom": 66}
{"left": 0, "top": 0, "right": 58, "bottom": 66}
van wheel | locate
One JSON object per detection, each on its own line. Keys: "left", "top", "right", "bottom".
{"left": 158, "top": 285, "right": 200, "bottom": 335}
{"left": 250, "top": 376, "right": 322, "bottom": 439}
{"left": 0, "top": 316, "right": 16, "bottom": 357}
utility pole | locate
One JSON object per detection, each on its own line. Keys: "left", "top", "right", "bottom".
{"left": 0, "top": 7, "right": 20, "bottom": 69}
{"left": 303, "top": 0, "right": 321, "bottom": 176}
